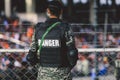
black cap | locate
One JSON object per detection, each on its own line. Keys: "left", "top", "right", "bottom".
{"left": 47, "top": 0, "right": 63, "bottom": 17}
{"left": 48, "top": 0, "right": 63, "bottom": 10}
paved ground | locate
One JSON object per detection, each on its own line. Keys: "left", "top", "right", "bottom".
{"left": 73, "top": 75, "right": 116, "bottom": 80}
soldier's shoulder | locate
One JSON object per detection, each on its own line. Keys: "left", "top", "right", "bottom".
{"left": 34, "top": 22, "right": 45, "bottom": 30}
{"left": 61, "top": 21, "right": 69, "bottom": 26}
{"left": 35, "top": 22, "right": 44, "bottom": 27}
{"left": 60, "top": 21, "right": 71, "bottom": 29}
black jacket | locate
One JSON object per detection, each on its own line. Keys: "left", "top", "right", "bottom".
{"left": 27, "top": 18, "right": 78, "bottom": 67}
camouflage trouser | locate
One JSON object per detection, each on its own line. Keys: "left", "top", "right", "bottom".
{"left": 37, "top": 66, "right": 72, "bottom": 80}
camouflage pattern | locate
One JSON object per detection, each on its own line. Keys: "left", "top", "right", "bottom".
{"left": 114, "top": 59, "right": 120, "bottom": 80}
{"left": 37, "top": 65, "right": 72, "bottom": 80}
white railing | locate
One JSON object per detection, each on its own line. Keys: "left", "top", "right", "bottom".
{"left": 0, "top": 34, "right": 29, "bottom": 47}
{"left": 0, "top": 48, "right": 120, "bottom": 53}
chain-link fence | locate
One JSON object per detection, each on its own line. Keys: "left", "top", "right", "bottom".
{"left": 71, "top": 23, "right": 120, "bottom": 80}
{"left": 0, "top": 23, "right": 120, "bottom": 80}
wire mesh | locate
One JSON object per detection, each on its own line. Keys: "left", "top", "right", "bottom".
{"left": 0, "top": 23, "right": 120, "bottom": 80}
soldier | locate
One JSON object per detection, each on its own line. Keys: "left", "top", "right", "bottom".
{"left": 27, "top": 0, "right": 78, "bottom": 80}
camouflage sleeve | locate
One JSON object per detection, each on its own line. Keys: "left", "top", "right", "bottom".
{"left": 30, "top": 22, "right": 43, "bottom": 52}
{"left": 26, "top": 25, "right": 39, "bottom": 65}
{"left": 65, "top": 24, "right": 78, "bottom": 67}
{"left": 29, "top": 28, "right": 38, "bottom": 52}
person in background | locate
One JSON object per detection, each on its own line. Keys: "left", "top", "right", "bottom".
{"left": 71, "top": 53, "right": 89, "bottom": 77}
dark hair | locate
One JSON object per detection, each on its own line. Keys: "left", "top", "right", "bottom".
{"left": 48, "top": 0, "right": 63, "bottom": 17}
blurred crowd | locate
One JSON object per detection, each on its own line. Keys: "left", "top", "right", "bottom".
{"left": 0, "top": 14, "right": 34, "bottom": 49}
{"left": 71, "top": 24, "right": 120, "bottom": 77}
{"left": 0, "top": 14, "right": 120, "bottom": 79}
{"left": 0, "top": 14, "right": 36, "bottom": 79}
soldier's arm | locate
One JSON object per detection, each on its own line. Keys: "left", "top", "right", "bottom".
{"left": 29, "top": 28, "right": 38, "bottom": 52}
{"left": 26, "top": 25, "right": 39, "bottom": 64}
{"left": 65, "top": 24, "right": 78, "bottom": 68}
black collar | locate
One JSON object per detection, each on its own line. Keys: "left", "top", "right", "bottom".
{"left": 45, "top": 18, "right": 62, "bottom": 25}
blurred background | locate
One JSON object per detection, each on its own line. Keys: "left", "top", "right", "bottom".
{"left": 0, "top": 0, "right": 120, "bottom": 80}
{"left": 0, "top": 0, "right": 120, "bottom": 23}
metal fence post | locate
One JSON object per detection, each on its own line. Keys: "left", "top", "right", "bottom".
{"left": 93, "top": 0, "right": 99, "bottom": 80}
